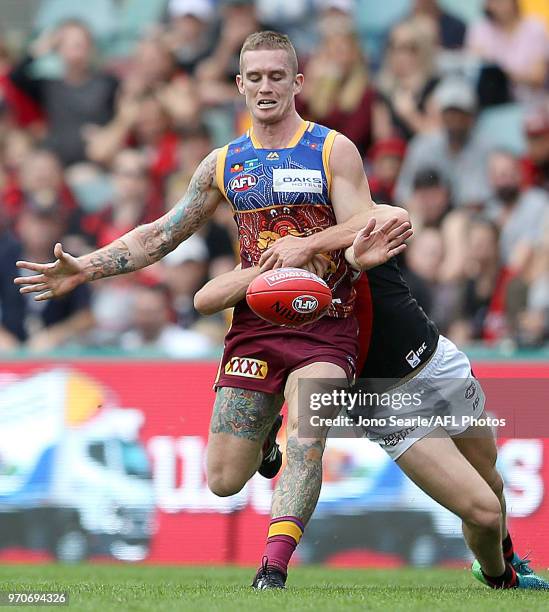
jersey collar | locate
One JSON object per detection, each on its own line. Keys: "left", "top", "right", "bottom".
{"left": 249, "top": 119, "right": 310, "bottom": 150}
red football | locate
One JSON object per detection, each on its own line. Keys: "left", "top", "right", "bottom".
{"left": 246, "top": 267, "right": 332, "bottom": 327}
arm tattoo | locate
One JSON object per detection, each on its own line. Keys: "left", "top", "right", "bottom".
{"left": 210, "top": 387, "right": 281, "bottom": 442}
{"left": 81, "top": 150, "right": 220, "bottom": 281}
{"left": 271, "top": 436, "right": 324, "bottom": 525}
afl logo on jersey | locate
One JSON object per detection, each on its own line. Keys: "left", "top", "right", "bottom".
{"left": 230, "top": 174, "right": 258, "bottom": 192}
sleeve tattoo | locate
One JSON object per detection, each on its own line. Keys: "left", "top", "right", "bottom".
{"left": 81, "top": 150, "right": 220, "bottom": 281}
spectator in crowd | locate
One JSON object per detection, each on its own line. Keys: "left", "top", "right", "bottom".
{"left": 367, "top": 138, "right": 407, "bottom": 204}
{"left": 403, "top": 227, "right": 459, "bottom": 331}
{"left": 2, "top": 148, "right": 77, "bottom": 225}
{"left": 160, "top": 234, "right": 210, "bottom": 330}
{"left": 0, "top": 223, "right": 25, "bottom": 350}
{"left": 82, "top": 149, "right": 160, "bottom": 248}
{"left": 166, "top": 124, "right": 214, "bottom": 197}
{"left": 297, "top": 15, "right": 374, "bottom": 158}
{"left": 0, "top": 38, "right": 43, "bottom": 131}
{"left": 10, "top": 20, "right": 118, "bottom": 166}
{"left": 165, "top": 0, "right": 216, "bottom": 76}
{"left": 395, "top": 77, "right": 493, "bottom": 207}
{"left": 450, "top": 218, "right": 507, "bottom": 344}
{"left": 116, "top": 35, "right": 200, "bottom": 127}
{"left": 484, "top": 149, "right": 549, "bottom": 270}
{"left": 88, "top": 275, "right": 138, "bottom": 347}
{"left": 255, "top": 0, "right": 317, "bottom": 54}
{"left": 120, "top": 284, "right": 212, "bottom": 357}
{"left": 517, "top": 216, "right": 549, "bottom": 346}
{"left": 86, "top": 93, "right": 181, "bottom": 203}
{"left": 10, "top": 204, "right": 94, "bottom": 351}
{"left": 521, "top": 104, "right": 549, "bottom": 192}
{"left": 405, "top": 167, "right": 452, "bottom": 228}
{"left": 406, "top": 167, "right": 475, "bottom": 283}
{"left": 0, "top": 129, "right": 35, "bottom": 220}
{"left": 410, "top": 0, "right": 467, "bottom": 49}
{"left": 195, "top": 0, "right": 262, "bottom": 107}
{"left": 373, "top": 17, "right": 440, "bottom": 142}
{"left": 466, "top": 0, "right": 549, "bottom": 103}
{"left": 0, "top": 130, "right": 34, "bottom": 177}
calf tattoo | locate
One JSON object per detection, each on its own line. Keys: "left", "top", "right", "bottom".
{"left": 271, "top": 437, "right": 324, "bottom": 524}
{"left": 210, "top": 387, "right": 280, "bottom": 442}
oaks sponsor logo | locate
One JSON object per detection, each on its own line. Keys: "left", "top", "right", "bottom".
{"left": 225, "top": 357, "right": 268, "bottom": 379}
{"left": 273, "top": 169, "right": 323, "bottom": 194}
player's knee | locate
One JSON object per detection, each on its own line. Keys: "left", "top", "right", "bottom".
{"left": 207, "top": 468, "right": 245, "bottom": 497}
{"left": 486, "top": 470, "right": 504, "bottom": 498}
{"left": 463, "top": 493, "right": 502, "bottom": 532}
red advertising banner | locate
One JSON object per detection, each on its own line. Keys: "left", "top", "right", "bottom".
{"left": 0, "top": 360, "right": 547, "bottom": 567}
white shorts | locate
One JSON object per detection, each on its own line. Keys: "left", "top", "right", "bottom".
{"left": 363, "top": 336, "right": 486, "bottom": 460}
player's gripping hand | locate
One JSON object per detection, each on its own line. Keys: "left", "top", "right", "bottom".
{"left": 259, "top": 234, "right": 314, "bottom": 271}
{"left": 14, "top": 242, "right": 86, "bottom": 301}
{"left": 349, "top": 217, "right": 413, "bottom": 271}
{"left": 303, "top": 254, "right": 331, "bottom": 278}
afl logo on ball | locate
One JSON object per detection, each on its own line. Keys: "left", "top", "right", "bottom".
{"left": 230, "top": 174, "right": 257, "bottom": 192}
{"left": 292, "top": 295, "right": 319, "bottom": 313}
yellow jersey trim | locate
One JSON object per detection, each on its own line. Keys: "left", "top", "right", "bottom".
{"left": 216, "top": 145, "right": 229, "bottom": 200}
{"left": 250, "top": 120, "right": 309, "bottom": 150}
{"left": 322, "top": 130, "right": 338, "bottom": 196}
{"left": 234, "top": 203, "right": 329, "bottom": 214}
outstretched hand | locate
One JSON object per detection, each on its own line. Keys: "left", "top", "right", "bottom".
{"left": 351, "top": 217, "right": 413, "bottom": 270}
{"left": 14, "top": 242, "right": 86, "bottom": 301}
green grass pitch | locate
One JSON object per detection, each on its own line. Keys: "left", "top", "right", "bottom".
{"left": 1, "top": 565, "right": 548, "bottom": 611}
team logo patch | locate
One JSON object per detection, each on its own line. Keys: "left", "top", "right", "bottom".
{"left": 225, "top": 357, "right": 268, "bottom": 379}
{"left": 230, "top": 162, "right": 244, "bottom": 173}
{"left": 273, "top": 169, "right": 323, "bottom": 194}
{"left": 229, "top": 173, "right": 258, "bottom": 192}
{"left": 244, "top": 158, "right": 260, "bottom": 171}
{"left": 292, "top": 295, "right": 319, "bottom": 313}
{"left": 405, "top": 350, "right": 421, "bottom": 369}
{"left": 302, "top": 139, "right": 321, "bottom": 151}
{"left": 465, "top": 381, "right": 476, "bottom": 400}
{"left": 266, "top": 152, "right": 280, "bottom": 160}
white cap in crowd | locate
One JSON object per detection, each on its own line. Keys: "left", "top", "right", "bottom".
{"left": 163, "top": 234, "right": 209, "bottom": 266}
{"left": 435, "top": 78, "right": 478, "bottom": 114}
{"left": 168, "top": 0, "right": 215, "bottom": 21}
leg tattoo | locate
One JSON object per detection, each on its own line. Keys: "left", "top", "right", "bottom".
{"left": 210, "top": 386, "right": 280, "bottom": 442}
{"left": 271, "top": 437, "right": 324, "bottom": 525}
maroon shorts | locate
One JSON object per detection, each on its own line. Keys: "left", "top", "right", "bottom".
{"left": 215, "top": 302, "right": 359, "bottom": 395}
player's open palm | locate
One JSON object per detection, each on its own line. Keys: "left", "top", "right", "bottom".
{"left": 14, "top": 242, "right": 86, "bottom": 301}
{"left": 352, "top": 218, "right": 413, "bottom": 270}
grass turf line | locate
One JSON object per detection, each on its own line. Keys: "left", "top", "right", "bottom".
{"left": 1, "top": 565, "right": 548, "bottom": 612}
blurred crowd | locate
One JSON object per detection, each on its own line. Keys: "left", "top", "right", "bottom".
{"left": 0, "top": 0, "right": 548, "bottom": 355}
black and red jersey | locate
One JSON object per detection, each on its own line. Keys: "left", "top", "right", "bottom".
{"left": 355, "top": 259, "right": 439, "bottom": 380}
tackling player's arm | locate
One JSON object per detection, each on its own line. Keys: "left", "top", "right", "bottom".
{"left": 195, "top": 265, "right": 259, "bottom": 315}
{"left": 259, "top": 135, "right": 410, "bottom": 269}
{"left": 195, "top": 255, "right": 331, "bottom": 315}
{"left": 14, "top": 150, "right": 224, "bottom": 301}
